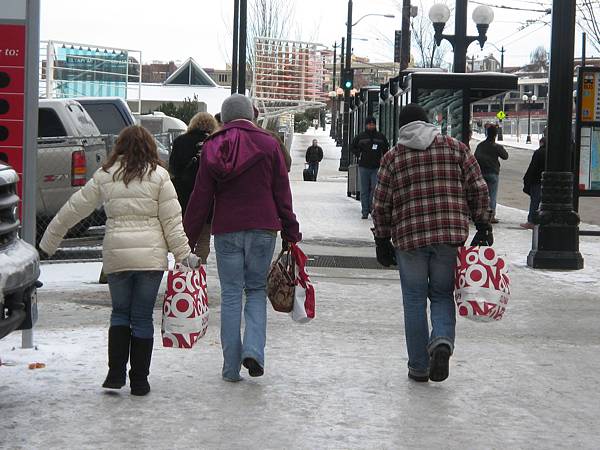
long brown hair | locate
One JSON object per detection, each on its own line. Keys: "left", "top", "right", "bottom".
{"left": 103, "top": 125, "right": 164, "bottom": 186}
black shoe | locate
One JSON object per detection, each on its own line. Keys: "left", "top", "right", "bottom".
{"left": 102, "top": 326, "right": 130, "bottom": 389}
{"left": 408, "top": 371, "right": 429, "bottom": 383}
{"left": 361, "top": 214, "right": 369, "bottom": 220}
{"left": 242, "top": 358, "right": 264, "bottom": 377}
{"left": 129, "top": 337, "right": 154, "bottom": 396}
{"left": 429, "top": 345, "right": 451, "bottom": 382}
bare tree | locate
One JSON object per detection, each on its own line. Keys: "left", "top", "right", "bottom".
{"left": 530, "top": 46, "right": 549, "bottom": 71}
{"left": 220, "top": 0, "right": 297, "bottom": 68}
{"left": 247, "top": 0, "right": 296, "bottom": 69}
{"left": 391, "top": 0, "right": 452, "bottom": 68}
{"left": 577, "top": 0, "right": 600, "bottom": 54}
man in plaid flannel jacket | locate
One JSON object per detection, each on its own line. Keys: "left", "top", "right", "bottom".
{"left": 372, "top": 104, "right": 492, "bottom": 383}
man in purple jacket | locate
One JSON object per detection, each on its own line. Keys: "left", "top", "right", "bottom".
{"left": 184, "top": 94, "right": 301, "bottom": 382}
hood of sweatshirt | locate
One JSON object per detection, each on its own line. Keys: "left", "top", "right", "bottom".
{"left": 203, "top": 120, "right": 273, "bottom": 181}
{"left": 396, "top": 121, "right": 440, "bottom": 151}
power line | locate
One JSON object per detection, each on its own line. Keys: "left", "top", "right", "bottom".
{"left": 469, "top": 0, "right": 551, "bottom": 13}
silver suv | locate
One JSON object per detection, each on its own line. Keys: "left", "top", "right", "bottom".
{"left": 0, "top": 164, "right": 40, "bottom": 339}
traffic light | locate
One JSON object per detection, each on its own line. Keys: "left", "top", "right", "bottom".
{"left": 342, "top": 68, "right": 354, "bottom": 91}
{"left": 394, "top": 30, "right": 402, "bottom": 63}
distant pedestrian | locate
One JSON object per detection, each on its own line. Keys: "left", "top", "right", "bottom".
{"left": 474, "top": 124, "right": 508, "bottom": 223}
{"left": 169, "top": 112, "right": 218, "bottom": 263}
{"left": 40, "top": 125, "right": 199, "bottom": 396}
{"left": 305, "top": 139, "right": 324, "bottom": 180}
{"left": 521, "top": 132, "right": 547, "bottom": 229}
{"left": 184, "top": 94, "right": 301, "bottom": 382}
{"left": 372, "top": 104, "right": 492, "bottom": 383}
{"left": 351, "top": 116, "right": 390, "bottom": 219}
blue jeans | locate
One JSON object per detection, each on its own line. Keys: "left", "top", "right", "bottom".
{"left": 359, "top": 167, "right": 379, "bottom": 216}
{"left": 308, "top": 162, "right": 319, "bottom": 180}
{"left": 214, "top": 230, "right": 277, "bottom": 381}
{"left": 528, "top": 184, "right": 541, "bottom": 224}
{"left": 107, "top": 271, "right": 164, "bottom": 339}
{"left": 483, "top": 173, "right": 499, "bottom": 211}
{"left": 395, "top": 245, "right": 457, "bottom": 375}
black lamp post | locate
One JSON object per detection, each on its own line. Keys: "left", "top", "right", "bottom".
{"left": 429, "top": 2, "right": 494, "bottom": 74}
{"left": 522, "top": 92, "right": 537, "bottom": 144}
{"left": 528, "top": 0, "right": 583, "bottom": 270}
{"left": 339, "top": 3, "right": 395, "bottom": 171}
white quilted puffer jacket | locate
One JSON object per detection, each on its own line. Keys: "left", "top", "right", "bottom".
{"left": 40, "top": 164, "right": 191, "bottom": 274}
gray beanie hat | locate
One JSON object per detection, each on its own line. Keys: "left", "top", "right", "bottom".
{"left": 221, "top": 94, "right": 254, "bottom": 123}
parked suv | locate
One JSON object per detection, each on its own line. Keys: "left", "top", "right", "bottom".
{"left": 0, "top": 164, "right": 40, "bottom": 339}
{"left": 75, "top": 97, "right": 170, "bottom": 162}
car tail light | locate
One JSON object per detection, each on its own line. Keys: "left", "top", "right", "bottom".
{"left": 71, "top": 150, "right": 87, "bottom": 187}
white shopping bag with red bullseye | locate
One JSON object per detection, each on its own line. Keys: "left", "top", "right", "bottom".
{"left": 454, "top": 246, "right": 510, "bottom": 322}
{"left": 161, "top": 265, "right": 209, "bottom": 348}
{"left": 290, "top": 244, "right": 315, "bottom": 323}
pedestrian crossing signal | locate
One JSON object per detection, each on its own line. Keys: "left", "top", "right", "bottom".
{"left": 342, "top": 68, "right": 354, "bottom": 91}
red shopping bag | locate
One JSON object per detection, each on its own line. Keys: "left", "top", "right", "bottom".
{"left": 161, "top": 265, "right": 209, "bottom": 348}
{"left": 454, "top": 246, "right": 510, "bottom": 322}
{"left": 290, "top": 244, "right": 315, "bottom": 323}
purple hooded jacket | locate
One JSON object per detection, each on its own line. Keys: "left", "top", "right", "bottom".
{"left": 183, "top": 120, "right": 301, "bottom": 247}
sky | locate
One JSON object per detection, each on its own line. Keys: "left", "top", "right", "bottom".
{"left": 38, "top": 0, "right": 588, "bottom": 70}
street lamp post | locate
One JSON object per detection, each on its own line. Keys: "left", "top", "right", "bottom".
{"left": 339, "top": 3, "right": 395, "bottom": 171}
{"left": 528, "top": 0, "right": 583, "bottom": 270}
{"left": 522, "top": 93, "right": 537, "bottom": 144}
{"left": 429, "top": 2, "right": 494, "bottom": 74}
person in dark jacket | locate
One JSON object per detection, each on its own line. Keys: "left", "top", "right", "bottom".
{"left": 352, "top": 116, "right": 390, "bottom": 219}
{"left": 521, "top": 135, "right": 546, "bottom": 229}
{"left": 169, "top": 112, "right": 218, "bottom": 262}
{"left": 305, "top": 139, "right": 324, "bottom": 180}
{"left": 474, "top": 124, "right": 508, "bottom": 223}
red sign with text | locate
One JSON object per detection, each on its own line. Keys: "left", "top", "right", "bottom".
{"left": 0, "top": 23, "right": 27, "bottom": 196}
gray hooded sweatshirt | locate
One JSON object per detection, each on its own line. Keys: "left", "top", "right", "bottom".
{"left": 396, "top": 121, "right": 441, "bottom": 151}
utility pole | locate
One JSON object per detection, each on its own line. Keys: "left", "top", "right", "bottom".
{"left": 527, "top": 0, "right": 583, "bottom": 270}
{"left": 453, "top": 0, "right": 468, "bottom": 73}
{"left": 339, "top": 0, "right": 353, "bottom": 171}
{"left": 238, "top": 0, "right": 247, "bottom": 94}
{"left": 231, "top": 0, "right": 239, "bottom": 94}
{"left": 400, "top": 0, "right": 411, "bottom": 71}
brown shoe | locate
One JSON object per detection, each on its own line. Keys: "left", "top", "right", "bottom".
{"left": 519, "top": 222, "right": 535, "bottom": 230}
{"left": 491, "top": 217, "right": 499, "bottom": 224}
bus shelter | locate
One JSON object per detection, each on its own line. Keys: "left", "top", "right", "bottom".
{"left": 347, "top": 71, "right": 519, "bottom": 198}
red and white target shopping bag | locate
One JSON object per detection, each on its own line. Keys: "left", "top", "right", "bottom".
{"left": 454, "top": 246, "right": 510, "bottom": 322}
{"left": 161, "top": 265, "right": 209, "bottom": 348}
{"left": 289, "top": 244, "right": 315, "bottom": 323}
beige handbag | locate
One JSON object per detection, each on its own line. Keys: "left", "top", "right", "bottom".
{"left": 267, "top": 249, "right": 295, "bottom": 313}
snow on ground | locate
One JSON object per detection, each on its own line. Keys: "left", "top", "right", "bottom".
{"left": 1, "top": 129, "right": 599, "bottom": 448}
{"left": 473, "top": 132, "right": 541, "bottom": 151}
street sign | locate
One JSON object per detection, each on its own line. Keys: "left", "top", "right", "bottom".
{"left": 580, "top": 71, "right": 600, "bottom": 124}
{"left": 496, "top": 111, "right": 506, "bottom": 120}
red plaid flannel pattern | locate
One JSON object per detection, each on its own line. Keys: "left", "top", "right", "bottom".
{"left": 372, "top": 134, "right": 491, "bottom": 251}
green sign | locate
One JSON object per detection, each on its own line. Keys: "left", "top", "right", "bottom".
{"left": 496, "top": 111, "right": 506, "bottom": 120}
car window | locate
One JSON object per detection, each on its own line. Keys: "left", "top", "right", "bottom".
{"left": 81, "top": 103, "right": 129, "bottom": 135}
{"left": 65, "top": 104, "right": 99, "bottom": 136}
{"left": 38, "top": 108, "right": 67, "bottom": 137}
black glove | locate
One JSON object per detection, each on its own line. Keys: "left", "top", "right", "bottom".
{"left": 375, "top": 237, "right": 397, "bottom": 267}
{"left": 470, "top": 223, "right": 494, "bottom": 246}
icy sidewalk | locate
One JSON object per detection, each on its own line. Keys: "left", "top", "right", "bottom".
{"left": 1, "top": 130, "right": 599, "bottom": 448}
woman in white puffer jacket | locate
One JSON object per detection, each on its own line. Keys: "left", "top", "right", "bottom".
{"left": 40, "top": 125, "right": 199, "bottom": 396}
